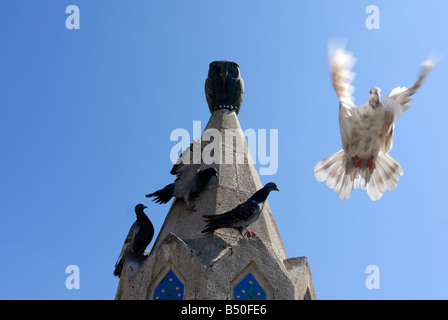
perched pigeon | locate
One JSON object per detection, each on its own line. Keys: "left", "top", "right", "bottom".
{"left": 314, "top": 43, "right": 436, "bottom": 201}
{"left": 113, "top": 204, "right": 154, "bottom": 278}
{"left": 202, "top": 182, "right": 279, "bottom": 236}
{"left": 146, "top": 139, "right": 218, "bottom": 211}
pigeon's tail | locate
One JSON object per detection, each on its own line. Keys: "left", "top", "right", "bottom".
{"left": 315, "top": 150, "right": 403, "bottom": 201}
{"left": 363, "top": 152, "right": 403, "bottom": 201}
{"left": 201, "top": 214, "right": 222, "bottom": 233}
{"left": 202, "top": 226, "right": 218, "bottom": 233}
{"left": 314, "top": 149, "right": 354, "bottom": 200}
{"left": 146, "top": 183, "right": 175, "bottom": 204}
{"left": 113, "top": 255, "right": 125, "bottom": 277}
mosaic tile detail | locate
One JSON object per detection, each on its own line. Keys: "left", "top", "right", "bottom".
{"left": 154, "top": 270, "right": 184, "bottom": 300}
{"left": 234, "top": 272, "right": 266, "bottom": 300}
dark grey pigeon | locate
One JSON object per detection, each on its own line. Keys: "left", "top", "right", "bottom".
{"left": 113, "top": 204, "right": 154, "bottom": 278}
{"left": 146, "top": 139, "right": 218, "bottom": 212}
{"left": 202, "top": 182, "right": 279, "bottom": 237}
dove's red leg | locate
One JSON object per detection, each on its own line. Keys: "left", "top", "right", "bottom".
{"left": 186, "top": 204, "right": 197, "bottom": 212}
{"left": 354, "top": 156, "right": 361, "bottom": 168}
{"left": 367, "top": 156, "right": 374, "bottom": 170}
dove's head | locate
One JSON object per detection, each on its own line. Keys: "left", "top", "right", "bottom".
{"left": 264, "top": 182, "right": 279, "bottom": 193}
{"left": 368, "top": 87, "right": 381, "bottom": 108}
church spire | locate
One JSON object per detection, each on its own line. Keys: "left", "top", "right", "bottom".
{"left": 115, "top": 61, "right": 316, "bottom": 300}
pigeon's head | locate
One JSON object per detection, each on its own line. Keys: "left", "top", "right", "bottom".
{"left": 264, "top": 182, "right": 279, "bottom": 193}
{"left": 200, "top": 167, "right": 218, "bottom": 179}
{"left": 135, "top": 203, "right": 148, "bottom": 213}
{"left": 368, "top": 87, "right": 381, "bottom": 108}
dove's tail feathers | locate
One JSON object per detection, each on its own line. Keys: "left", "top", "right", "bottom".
{"left": 314, "top": 150, "right": 354, "bottom": 200}
{"left": 366, "top": 153, "right": 403, "bottom": 201}
{"left": 314, "top": 149, "right": 345, "bottom": 183}
{"left": 315, "top": 150, "right": 403, "bottom": 201}
{"left": 146, "top": 183, "right": 175, "bottom": 204}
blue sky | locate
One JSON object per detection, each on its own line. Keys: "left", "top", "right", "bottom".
{"left": 0, "top": 1, "right": 447, "bottom": 299}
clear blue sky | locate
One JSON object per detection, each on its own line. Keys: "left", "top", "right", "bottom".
{"left": 0, "top": 1, "right": 447, "bottom": 299}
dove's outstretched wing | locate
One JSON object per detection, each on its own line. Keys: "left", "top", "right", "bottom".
{"left": 381, "top": 58, "right": 437, "bottom": 153}
{"left": 329, "top": 43, "right": 357, "bottom": 109}
{"left": 329, "top": 42, "right": 357, "bottom": 153}
{"left": 147, "top": 139, "right": 216, "bottom": 210}
{"left": 170, "top": 139, "right": 204, "bottom": 199}
{"left": 170, "top": 139, "right": 203, "bottom": 176}
{"left": 146, "top": 140, "right": 203, "bottom": 205}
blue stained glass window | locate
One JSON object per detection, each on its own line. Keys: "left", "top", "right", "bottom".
{"left": 234, "top": 273, "right": 266, "bottom": 300}
{"left": 153, "top": 270, "right": 184, "bottom": 300}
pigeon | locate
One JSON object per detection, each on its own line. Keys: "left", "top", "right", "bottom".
{"left": 113, "top": 204, "right": 154, "bottom": 278}
{"left": 202, "top": 182, "right": 279, "bottom": 236}
{"left": 314, "top": 42, "right": 436, "bottom": 201}
{"left": 146, "top": 139, "right": 218, "bottom": 211}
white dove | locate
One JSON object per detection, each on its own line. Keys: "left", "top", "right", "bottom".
{"left": 314, "top": 43, "right": 436, "bottom": 201}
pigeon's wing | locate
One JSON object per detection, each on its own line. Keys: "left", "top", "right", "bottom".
{"left": 380, "top": 111, "right": 395, "bottom": 154}
{"left": 329, "top": 42, "right": 357, "bottom": 153}
{"left": 114, "top": 220, "right": 140, "bottom": 269}
{"left": 171, "top": 139, "right": 204, "bottom": 199}
{"left": 329, "top": 42, "right": 357, "bottom": 111}
{"left": 172, "top": 169, "right": 200, "bottom": 199}
{"left": 170, "top": 139, "right": 202, "bottom": 176}
{"left": 381, "top": 58, "right": 437, "bottom": 153}
{"left": 146, "top": 183, "right": 175, "bottom": 204}
{"left": 204, "top": 200, "right": 259, "bottom": 228}
{"left": 132, "top": 221, "right": 155, "bottom": 255}
{"left": 382, "top": 58, "right": 436, "bottom": 119}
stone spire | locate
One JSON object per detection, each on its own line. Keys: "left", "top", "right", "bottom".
{"left": 115, "top": 61, "right": 316, "bottom": 300}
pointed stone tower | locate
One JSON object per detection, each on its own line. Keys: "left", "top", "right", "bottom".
{"left": 115, "top": 61, "right": 316, "bottom": 300}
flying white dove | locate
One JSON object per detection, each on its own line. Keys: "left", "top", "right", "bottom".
{"left": 314, "top": 43, "right": 436, "bottom": 201}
